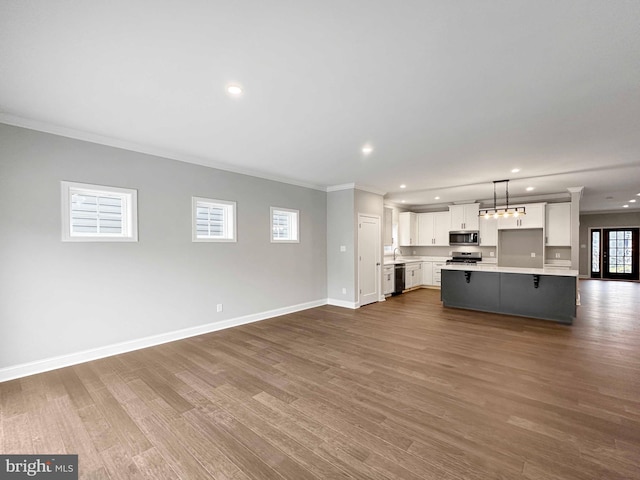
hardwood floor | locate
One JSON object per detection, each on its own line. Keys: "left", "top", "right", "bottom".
{"left": 2, "top": 280, "right": 639, "bottom": 479}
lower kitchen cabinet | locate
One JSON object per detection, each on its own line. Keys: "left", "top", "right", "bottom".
{"left": 421, "top": 262, "right": 433, "bottom": 285}
{"left": 405, "top": 263, "right": 422, "bottom": 289}
{"left": 433, "top": 262, "right": 445, "bottom": 286}
{"left": 383, "top": 265, "right": 395, "bottom": 295}
{"left": 419, "top": 261, "right": 445, "bottom": 287}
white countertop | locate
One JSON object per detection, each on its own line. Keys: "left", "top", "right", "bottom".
{"left": 384, "top": 256, "right": 497, "bottom": 266}
{"left": 442, "top": 264, "right": 579, "bottom": 277}
{"left": 383, "top": 256, "right": 449, "bottom": 265}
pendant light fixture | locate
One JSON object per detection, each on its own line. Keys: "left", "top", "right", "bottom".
{"left": 478, "top": 179, "right": 526, "bottom": 219}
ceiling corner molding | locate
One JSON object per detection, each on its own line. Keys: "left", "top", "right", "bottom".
{"left": 326, "top": 183, "right": 356, "bottom": 192}
{"left": 567, "top": 186, "right": 585, "bottom": 196}
{"left": 0, "top": 112, "right": 327, "bottom": 192}
{"left": 353, "top": 184, "right": 386, "bottom": 196}
{"left": 326, "top": 183, "right": 386, "bottom": 196}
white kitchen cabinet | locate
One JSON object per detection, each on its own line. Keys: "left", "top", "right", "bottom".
{"left": 449, "top": 204, "right": 479, "bottom": 231}
{"left": 546, "top": 203, "right": 571, "bottom": 246}
{"left": 433, "top": 262, "right": 445, "bottom": 286}
{"left": 421, "top": 261, "right": 433, "bottom": 285}
{"left": 479, "top": 215, "right": 498, "bottom": 246}
{"left": 383, "top": 207, "right": 393, "bottom": 246}
{"left": 399, "top": 212, "right": 417, "bottom": 246}
{"left": 383, "top": 265, "right": 395, "bottom": 295}
{"left": 405, "top": 263, "right": 422, "bottom": 289}
{"left": 497, "top": 203, "right": 545, "bottom": 230}
{"left": 417, "top": 212, "right": 450, "bottom": 246}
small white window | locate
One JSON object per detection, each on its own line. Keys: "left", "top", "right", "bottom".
{"left": 192, "top": 197, "right": 236, "bottom": 242}
{"left": 61, "top": 181, "right": 138, "bottom": 242}
{"left": 271, "top": 207, "right": 299, "bottom": 243}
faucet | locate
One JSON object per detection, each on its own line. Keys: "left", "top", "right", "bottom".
{"left": 393, "top": 248, "right": 402, "bottom": 261}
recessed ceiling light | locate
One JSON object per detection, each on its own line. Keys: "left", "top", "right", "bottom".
{"left": 637, "top": 193, "right": 640, "bottom": 196}
{"left": 511, "top": 168, "right": 521, "bottom": 173}
{"left": 226, "top": 84, "right": 243, "bottom": 96}
{"left": 401, "top": 200, "right": 406, "bottom": 203}
{"left": 526, "top": 186, "right": 535, "bottom": 191}
{"left": 630, "top": 199, "right": 637, "bottom": 203}
{"left": 361, "top": 145, "right": 373, "bottom": 155}
{"left": 434, "top": 196, "right": 440, "bottom": 200}
{"left": 623, "top": 204, "right": 629, "bottom": 208}
{"left": 400, "top": 184, "right": 406, "bottom": 189}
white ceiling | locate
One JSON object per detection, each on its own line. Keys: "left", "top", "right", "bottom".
{"left": 1, "top": 0, "right": 639, "bottom": 212}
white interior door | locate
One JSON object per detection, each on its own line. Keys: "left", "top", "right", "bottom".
{"left": 358, "top": 214, "right": 381, "bottom": 306}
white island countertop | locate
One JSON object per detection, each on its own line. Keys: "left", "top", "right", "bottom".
{"left": 442, "top": 263, "right": 579, "bottom": 277}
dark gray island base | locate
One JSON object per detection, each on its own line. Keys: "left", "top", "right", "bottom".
{"left": 441, "top": 267, "right": 578, "bottom": 324}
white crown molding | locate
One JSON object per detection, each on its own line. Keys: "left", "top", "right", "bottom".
{"left": 354, "top": 184, "right": 387, "bottom": 196}
{"left": 580, "top": 208, "right": 640, "bottom": 216}
{"left": 0, "top": 113, "right": 327, "bottom": 192}
{"left": 326, "top": 183, "right": 386, "bottom": 196}
{"left": 327, "top": 183, "right": 356, "bottom": 192}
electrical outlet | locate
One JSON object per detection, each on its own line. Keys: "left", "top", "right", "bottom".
{"left": 555, "top": 253, "right": 561, "bottom": 258}
{"left": 340, "top": 245, "right": 346, "bottom": 252}
{"left": 216, "top": 304, "right": 223, "bottom": 312}
{"left": 490, "top": 251, "right": 495, "bottom": 257}
{"left": 342, "top": 288, "right": 346, "bottom": 294}
{"left": 531, "top": 252, "right": 536, "bottom": 257}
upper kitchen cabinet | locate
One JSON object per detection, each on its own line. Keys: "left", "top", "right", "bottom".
{"left": 479, "top": 216, "right": 498, "bottom": 246}
{"left": 546, "top": 203, "right": 571, "bottom": 246}
{"left": 383, "top": 207, "right": 393, "bottom": 246}
{"left": 418, "top": 212, "right": 450, "bottom": 246}
{"left": 497, "top": 203, "right": 545, "bottom": 230}
{"left": 398, "top": 212, "right": 417, "bottom": 246}
{"left": 449, "top": 204, "right": 479, "bottom": 231}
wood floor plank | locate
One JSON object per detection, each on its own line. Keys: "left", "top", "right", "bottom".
{"left": 1, "top": 280, "right": 638, "bottom": 479}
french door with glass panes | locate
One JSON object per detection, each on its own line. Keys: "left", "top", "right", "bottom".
{"left": 591, "top": 228, "right": 639, "bottom": 280}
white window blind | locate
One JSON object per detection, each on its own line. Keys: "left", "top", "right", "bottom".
{"left": 71, "top": 192, "right": 124, "bottom": 235}
{"left": 271, "top": 207, "right": 299, "bottom": 243}
{"left": 192, "top": 197, "right": 236, "bottom": 242}
{"left": 61, "top": 181, "right": 138, "bottom": 242}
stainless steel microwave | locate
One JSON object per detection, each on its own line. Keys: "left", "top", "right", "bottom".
{"left": 449, "top": 230, "right": 479, "bottom": 246}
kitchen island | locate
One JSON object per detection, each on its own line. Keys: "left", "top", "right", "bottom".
{"left": 441, "top": 264, "right": 578, "bottom": 324}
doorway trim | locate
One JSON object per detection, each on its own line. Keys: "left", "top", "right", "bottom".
{"left": 589, "top": 226, "right": 640, "bottom": 281}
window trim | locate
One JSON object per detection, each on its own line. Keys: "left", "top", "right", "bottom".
{"left": 192, "top": 196, "right": 237, "bottom": 243}
{"left": 271, "top": 206, "right": 299, "bottom": 243}
{"left": 61, "top": 181, "right": 138, "bottom": 242}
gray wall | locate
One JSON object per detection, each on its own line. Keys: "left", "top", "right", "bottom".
{"left": 579, "top": 211, "right": 640, "bottom": 275}
{"left": 0, "top": 123, "right": 327, "bottom": 369}
{"left": 326, "top": 189, "right": 355, "bottom": 302}
{"left": 498, "top": 229, "right": 544, "bottom": 268}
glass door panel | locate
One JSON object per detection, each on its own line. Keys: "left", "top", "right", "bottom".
{"left": 602, "top": 228, "right": 639, "bottom": 280}
{"left": 590, "top": 229, "right": 600, "bottom": 278}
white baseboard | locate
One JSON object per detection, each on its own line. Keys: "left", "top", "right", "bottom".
{"left": 326, "top": 298, "right": 359, "bottom": 309}
{"left": 0, "top": 299, "right": 327, "bottom": 383}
